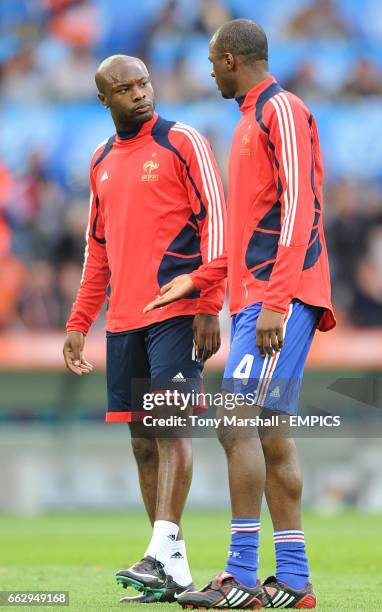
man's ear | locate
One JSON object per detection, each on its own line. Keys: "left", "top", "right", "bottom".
{"left": 98, "top": 92, "right": 109, "bottom": 108}
{"left": 224, "top": 52, "right": 235, "bottom": 71}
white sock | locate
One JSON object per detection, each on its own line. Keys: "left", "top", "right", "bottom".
{"left": 144, "top": 520, "right": 179, "bottom": 567}
{"left": 168, "top": 539, "right": 193, "bottom": 587}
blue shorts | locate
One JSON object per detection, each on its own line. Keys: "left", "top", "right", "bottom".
{"left": 106, "top": 316, "right": 204, "bottom": 422}
{"left": 223, "top": 300, "right": 320, "bottom": 415}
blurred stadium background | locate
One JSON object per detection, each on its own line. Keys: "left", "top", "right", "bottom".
{"left": 1, "top": 0, "right": 382, "bottom": 516}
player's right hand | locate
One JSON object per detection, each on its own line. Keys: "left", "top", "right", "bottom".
{"left": 143, "top": 274, "right": 196, "bottom": 312}
{"left": 63, "top": 330, "right": 94, "bottom": 376}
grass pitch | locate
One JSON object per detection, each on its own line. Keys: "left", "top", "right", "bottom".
{"left": 0, "top": 511, "right": 381, "bottom": 611}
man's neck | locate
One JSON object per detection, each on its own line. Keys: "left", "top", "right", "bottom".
{"left": 234, "top": 69, "right": 270, "bottom": 99}
{"left": 116, "top": 122, "right": 143, "bottom": 140}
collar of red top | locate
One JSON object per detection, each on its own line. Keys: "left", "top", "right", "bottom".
{"left": 235, "top": 75, "right": 276, "bottom": 113}
{"left": 116, "top": 112, "right": 158, "bottom": 142}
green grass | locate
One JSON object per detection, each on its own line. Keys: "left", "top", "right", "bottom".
{"left": 0, "top": 511, "right": 381, "bottom": 611}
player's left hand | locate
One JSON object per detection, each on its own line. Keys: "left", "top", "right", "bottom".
{"left": 143, "top": 274, "right": 195, "bottom": 312}
{"left": 256, "top": 307, "right": 285, "bottom": 357}
{"left": 193, "top": 314, "right": 221, "bottom": 361}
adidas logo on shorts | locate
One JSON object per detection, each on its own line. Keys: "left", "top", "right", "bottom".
{"left": 270, "top": 385, "right": 281, "bottom": 398}
{"left": 172, "top": 372, "right": 186, "bottom": 382}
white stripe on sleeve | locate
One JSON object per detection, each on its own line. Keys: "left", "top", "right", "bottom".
{"left": 271, "top": 94, "right": 299, "bottom": 248}
{"left": 172, "top": 123, "right": 224, "bottom": 261}
{"left": 80, "top": 190, "right": 94, "bottom": 283}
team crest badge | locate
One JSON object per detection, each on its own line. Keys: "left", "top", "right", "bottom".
{"left": 142, "top": 159, "right": 159, "bottom": 181}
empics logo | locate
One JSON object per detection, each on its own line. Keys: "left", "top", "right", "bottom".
{"left": 142, "top": 159, "right": 159, "bottom": 181}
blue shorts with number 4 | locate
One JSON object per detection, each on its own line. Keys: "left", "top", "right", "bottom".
{"left": 223, "top": 300, "right": 321, "bottom": 415}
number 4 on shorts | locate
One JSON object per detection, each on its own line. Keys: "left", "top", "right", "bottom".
{"left": 233, "top": 353, "right": 254, "bottom": 385}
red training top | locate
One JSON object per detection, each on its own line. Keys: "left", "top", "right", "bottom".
{"left": 190, "top": 76, "right": 335, "bottom": 332}
{"left": 67, "top": 113, "right": 226, "bottom": 334}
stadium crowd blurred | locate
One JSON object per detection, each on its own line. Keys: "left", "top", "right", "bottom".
{"left": 1, "top": 0, "right": 382, "bottom": 331}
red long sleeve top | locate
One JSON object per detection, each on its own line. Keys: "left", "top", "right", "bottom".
{"left": 66, "top": 113, "right": 226, "bottom": 334}
{"left": 190, "top": 76, "right": 335, "bottom": 332}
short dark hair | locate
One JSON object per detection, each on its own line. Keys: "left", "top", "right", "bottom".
{"left": 212, "top": 19, "right": 268, "bottom": 64}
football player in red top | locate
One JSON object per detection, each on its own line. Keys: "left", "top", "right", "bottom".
{"left": 145, "top": 20, "right": 336, "bottom": 609}
{"left": 63, "top": 55, "right": 227, "bottom": 603}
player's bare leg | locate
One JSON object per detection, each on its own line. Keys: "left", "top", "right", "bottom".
{"left": 155, "top": 436, "right": 193, "bottom": 523}
{"left": 177, "top": 404, "right": 266, "bottom": 609}
{"left": 130, "top": 432, "right": 188, "bottom": 539}
{"left": 130, "top": 422, "right": 192, "bottom": 527}
{"left": 130, "top": 429, "right": 187, "bottom": 538}
{"left": 118, "top": 417, "right": 194, "bottom": 601}
{"left": 130, "top": 432, "right": 158, "bottom": 525}
{"left": 218, "top": 415, "right": 265, "bottom": 519}
{"left": 217, "top": 404, "right": 265, "bottom": 586}
{"left": 262, "top": 435, "right": 302, "bottom": 530}
{"left": 260, "top": 431, "right": 316, "bottom": 608}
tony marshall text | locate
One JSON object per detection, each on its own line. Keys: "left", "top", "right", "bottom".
{"left": 143, "top": 415, "right": 280, "bottom": 428}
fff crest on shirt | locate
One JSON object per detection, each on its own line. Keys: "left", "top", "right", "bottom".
{"left": 241, "top": 124, "right": 252, "bottom": 156}
{"left": 142, "top": 159, "right": 160, "bottom": 181}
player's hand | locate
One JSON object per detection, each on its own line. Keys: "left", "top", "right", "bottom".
{"left": 63, "top": 331, "right": 94, "bottom": 376}
{"left": 256, "top": 308, "right": 285, "bottom": 357}
{"left": 193, "top": 314, "right": 221, "bottom": 361}
{"left": 143, "top": 274, "right": 195, "bottom": 312}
